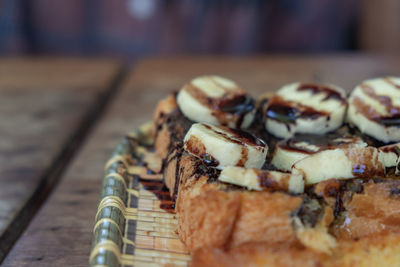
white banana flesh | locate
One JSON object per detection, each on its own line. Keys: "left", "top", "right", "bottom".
{"left": 264, "top": 82, "right": 347, "bottom": 139}
{"left": 379, "top": 143, "right": 400, "bottom": 175}
{"left": 292, "top": 146, "right": 385, "bottom": 185}
{"left": 177, "top": 75, "right": 256, "bottom": 128}
{"left": 184, "top": 123, "right": 268, "bottom": 170}
{"left": 272, "top": 134, "right": 367, "bottom": 171}
{"left": 347, "top": 77, "right": 400, "bottom": 143}
{"left": 218, "top": 166, "right": 304, "bottom": 193}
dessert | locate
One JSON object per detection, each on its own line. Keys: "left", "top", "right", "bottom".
{"left": 151, "top": 75, "right": 400, "bottom": 266}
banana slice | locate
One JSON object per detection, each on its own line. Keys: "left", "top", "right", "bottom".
{"left": 218, "top": 166, "right": 304, "bottom": 193}
{"left": 347, "top": 77, "right": 400, "bottom": 143}
{"left": 292, "top": 146, "right": 385, "bottom": 185}
{"left": 184, "top": 123, "right": 268, "bottom": 169}
{"left": 263, "top": 82, "right": 347, "bottom": 139}
{"left": 272, "top": 133, "right": 367, "bottom": 171}
{"left": 379, "top": 143, "right": 400, "bottom": 175}
{"left": 177, "top": 75, "right": 256, "bottom": 128}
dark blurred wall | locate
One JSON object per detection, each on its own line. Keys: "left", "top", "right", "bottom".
{"left": 0, "top": 0, "right": 25, "bottom": 53}
{"left": 0, "top": 0, "right": 360, "bottom": 59}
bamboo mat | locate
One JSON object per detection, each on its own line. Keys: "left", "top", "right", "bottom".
{"left": 90, "top": 123, "right": 190, "bottom": 267}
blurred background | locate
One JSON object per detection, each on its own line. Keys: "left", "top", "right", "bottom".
{"left": 0, "top": 0, "right": 399, "bottom": 61}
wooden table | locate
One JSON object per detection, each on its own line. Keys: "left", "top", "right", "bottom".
{"left": 0, "top": 58, "right": 120, "bottom": 261}
{"left": 1, "top": 55, "right": 400, "bottom": 266}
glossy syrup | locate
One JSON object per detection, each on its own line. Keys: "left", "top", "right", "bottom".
{"left": 139, "top": 178, "right": 175, "bottom": 213}
{"left": 134, "top": 148, "right": 176, "bottom": 213}
{"left": 265, "top": 96, "right": 327, "bottom": 125}
{"left": 297, "top": 83, "right": 345, "bottom": 101}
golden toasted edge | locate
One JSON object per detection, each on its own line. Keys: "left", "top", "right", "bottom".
{"left": 153, "top": 93, "right": 179, "bottom": 158}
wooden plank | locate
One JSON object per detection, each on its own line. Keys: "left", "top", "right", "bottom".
{"left": 3, "top": 55, "right": 400, "bottom": 267}
{"left": 0, "top": 58, "right": 120, "bottom": 261}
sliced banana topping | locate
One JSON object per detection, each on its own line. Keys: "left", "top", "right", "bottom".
{"left": 177, "top": 75, "right": 256, "bottom": 128}
{"left": 183, "top": 123, "right": 268, "bottom": 169}
{"left": 264, "top": 82, "right": 347, "bottom": 139}
{"left": 347, "top": 77, "right": 400, "bottom": 143}
{"left": 292, "top": 146, "right": 385, "bottom": 185}
{"left": 379, "top": 143, "right": 400, "bottom": 175}
{"left": 272, "top": 133, "right": 367, "bottom": 171}
{"left": 218, "top": 166, "right": 304, "bottom": 193}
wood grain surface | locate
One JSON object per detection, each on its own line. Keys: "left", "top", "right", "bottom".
{"left": 0, "top": 58, "right": 120, "bottom": 261}
{"left": 3, "top": 55, "right": 400, "bottom": 266}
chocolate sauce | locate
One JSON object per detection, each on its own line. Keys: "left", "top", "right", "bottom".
{"left": 228, "top": 127, "right": 266, "bottom": 147}
{"left": 380, "top": 145, "right": 400, "bottom": 154}
{"left": 185, "top": 83, "right": 255, "bottom": 127}
{"left": 173, "top": 150, "right": 182, "bottom": 200}
{"left": 385, "top": 77, "right": 400, "bottom": 89}
{"left": 334, "top": 191, "right": 345, "bottom": 217}
{"left": 258, "top": 172, "right": 280, "bottom": 190}
{"left": 193, "top": 159, "right": 221, "bottom": 181}
{"left": 357, "top": 85, "right": 400, "bottom": 127}
{"left": 203, "top": 124, "right": 265, "bottom": 150}
{"left": 219, "top": 95, "right": 255, "bottom": 128}
{"left": 297, "top": 83, "right": 345, "bottom": 102}
{"left": 139, "top": 179, "right": 175, "bottom": 213}
{"left": 201, "top": 124, "right": 266, "bottom": 168}
{"left": 151, "top": 91, "right": 400, "bottom": 224}
{"left": 219, "top": 95, "right": 255, "bottom": 115}
{"left": 201, "top": 153, "right": 219, "bottom": 167}
{"left": 266, "top": 103, "right": 298, "bottom": 124}
{"left": 390, "top": 187, "right": 400, "bottom": 195}
{"left": 291, "top": 197, "right": 324, "bottom": 228}
{"left": 265, "top": 97, "right": 327, "bottom": 125}
{"left": 378, "top": 115, "right": 400, "bottom": 127}
{"left": 279, "top": 132, "right": 360, "bottom": 154}
{"left": 162, "top": 145, "right": 183, "bottom": 201}
{"left": 129, "top": 133, "right": 178, "bottom": 213}
{"left": 363, "top": 84, "right": 392, "bottom": 106}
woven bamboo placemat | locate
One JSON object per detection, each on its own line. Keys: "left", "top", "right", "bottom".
{"left": 89, "top": 123, "right": 190, "bottom": 267}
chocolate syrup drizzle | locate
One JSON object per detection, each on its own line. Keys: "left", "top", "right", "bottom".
{"left": 185, "top": 83, "right": 255, "bottom": 128}
{"left": 149, "top": 93, "right": 397, "bottom": 222}
{"left": 279, "top": 132, "right": 360, "bottom": 154}
{"left": 265, "top": 97, "right": 327, "bottom": 125}
{"left": 297, "top": 83, "right": 345, "bottom": 102}
{"left": 356, "top": 84, "right": 400, "bottom": 127}
{"left": 264, "top": 83, "right": 346, "bottom": 131}
{"left": 139, "top": 179, "right": 175, "bottom": 212}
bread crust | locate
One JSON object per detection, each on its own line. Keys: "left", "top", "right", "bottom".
{"left": 333, "top": 180, "right": 400, "bottom": 240}
{"left": 191, "top": 233, "right": 400, "bottom": 267}
{"left": 153, "top": 93, "right": 178, "bottom": 158}
{"left": 176, "top": 180, "right": 241, "bottom": 251}
{"left": 192, "top": 242, "right": 325, "bottom": 267}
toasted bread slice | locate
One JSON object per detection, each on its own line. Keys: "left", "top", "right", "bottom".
{"left": 175, "top": 172, "right": 303, "bottom": 252}
{"left": 167, "top": 150, "right": 334, "bottom": 253}
{"left": 153, "top": 93, "right": 193, "bottom": 158}
{"left": 151, "top": 84, "right": 400, "bottom": 266}
{"left": 191, "top": 233, "right": 400, "bottom": 267}
{"left": 192, "top": 242, "right": 326, "bottom": 267}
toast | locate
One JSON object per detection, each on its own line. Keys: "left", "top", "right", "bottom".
{"left": 150, "top": 75, "right": 400, "bottom": 265}
{"left": 192, "top": 233, "right": 400, "bottom": 267}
